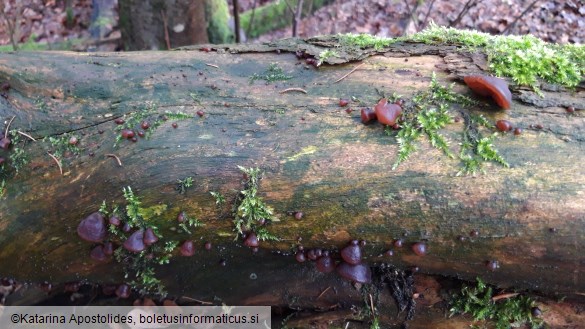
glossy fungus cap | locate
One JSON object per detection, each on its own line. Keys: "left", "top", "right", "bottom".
{"left": 77, "top": 212, "right": 107, "bottom": 243}
{"left": 464, "top": 75, "right": 512, "bottom": 109}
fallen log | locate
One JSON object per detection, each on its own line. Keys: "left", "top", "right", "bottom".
{"left": 0, "top": 30, "right": 583, "bottom": 315}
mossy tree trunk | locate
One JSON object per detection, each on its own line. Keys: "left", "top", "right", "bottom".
{"left": 0, "top": 37, "right": 583, "bottom": 314}
{"left": 119, "top": 0, "right": 209, "bottom": 50}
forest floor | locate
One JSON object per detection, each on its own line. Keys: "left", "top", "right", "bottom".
{"left": 0, "top": 0, "right": 584, "bottom": 49}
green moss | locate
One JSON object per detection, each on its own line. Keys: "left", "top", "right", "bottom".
{"left": 205, "top": 0, "right": 233, "bottom": 44}
{"left": 210, "top": 191, "right": 225, "bottom": 206}
{"left": 450, "top": 278, "right": 543, "bottom": 329}
{"left": 45, "top": 132, "right": 80, "bottom": 160}
{"left": 317, "top": 49, "right": 339, "bottom": 65}
{"left": 113, "top": 102, "right": 193, "bottom": 147}
{"left": 456, "top": 113, "right": 509, "bottom": 176}
{"left": 232, "top": 166, "right": 279, "bottom": 241}
{"left": 177, "top": 211, "right": 204, "bottom": 234}
{"left": 339, "top": 24, "right": 584, "bottom": 90}
{"left": 176, "top": 176, "right": 193, "bottom": 194}
{"left": 100, "top": 186, "right": 204, "bottom": 297}
{"left": 0, "top": 130, "right": 30, "bottom": 180}
{"left": 138, "top": 204, "right": 168, "bottom": 221}
{"left": 389, "top": 73, "right": 500, "bottom": 173}
{"left": 249, "top": 63, "right": 292, "bottom": 84}
{"left": 380, "top": 73, "right": 508, "bottom": 174}
{"left": 412, "top": 23, "right": 584, "bottom": 89}
{"left": 339, "top": 33, "right": 398, "bottom": 50}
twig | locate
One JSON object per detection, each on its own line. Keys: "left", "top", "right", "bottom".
{"left": 369, "top": 294, "right": 375, "bottom": 320}
{"left": 17, "top": 131, "right": 36, "bottom": 141}
{"left": 491, "top": 292, "right": 519, "bottom": 302}
{"left": 47, "top": 152, "right": 63, "bottom": 175}
{"left": 279, "top": 87, "right": 307, "bottom": 94}
{"left": 282, "top": 0, "right": 295, "bottom": 14}
{"left": 205, "top": 63, "right": 219, "bottom": 68}
{"left": 0, "top": 2, "right": 21, "bottom": 51}
{"left": 105, "top": 153, "right": 122, "bottom": 167}
{"left": 160, "top": 10, "right": 171, "bottom": 50}
{"left": 502, "top": 0, "right": 540, "bottom": 35}
{"left": 4, "top": 115, "right": 15, "bottom": 139}
{"left": 421, "top": 0, "right": 437, "bottom": 30}
{"left": 403, "top": 0, "right": 420, "bottom": 32}
{"left": 293, "top": 0, "right": 304, "bottom": 37}
{"left": 283, "top": 0, "right": 304, "bottom": 37}
{"left": 344, "top": 322, "right": 349, "bottom": 329}
{"left": 316, "top": 286, "right": 331, "bottom": 300}
{"left": 450, "top": 0, "right": 477, "bottom": 27}
{"left": 178, "top": 296, "right": 214, "bottom": 305}
{"left": 245, "top": 0, "right": 258, "bottom": 37}
{"left": 334, "top": 63, "right": 365, "bottom": 83}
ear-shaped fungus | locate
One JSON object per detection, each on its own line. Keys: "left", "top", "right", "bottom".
{"left": 77, "top": 212, "right": 107, "bottom": 243}
{"left": 180, "top": 240, "right": 195, "bottom": 256}
{"left": 295, "top": 251, "right": 306, "bottom": 263}
{"left": 0, "top": 137, "right": 11, "bottom": 150}
{"left": 243, "top": 232, "right": 259, "bottom": 247}
{"left": 374, "top": 98, "right": 402, "bottom": 126}
{"left": 108, "top": 215, "right": 121, "bottom": 226}
{"left": 143, "top": 228, "right": 159, "bottom": 246}
{"left": 464, "top": 75, "right": 512, "bottom": 109}
{"left": 102, "top": 242, "right": 114, "bottom": 256}
{"left": 340, "top": 243, "right": 362, "bottom": 265}
{"left": 360, "top": 108, "right": 377, "bottom": 124}
{"left": 116, "top": 284, "right": 131, "bottom": 298}
{"left": 316, "top": 254, "right": 335, "bottom": 273}
{"left": 412, "top": 242, "right": 427, "bottom": 256}
{"left": 123, "top": 230, "right": 146, "bottom": 253}
{"left": 90, "top": 245, "right": 108, "bottom": 261}
{"left": 336, "top": 262, "right": 372, "bottom": 284}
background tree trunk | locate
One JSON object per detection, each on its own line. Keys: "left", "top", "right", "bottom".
{"left": 119, "top": 0, "right": 209, "bottom": 50}
{"left": 0, "top": 37, "right": 583, "bottom": 313}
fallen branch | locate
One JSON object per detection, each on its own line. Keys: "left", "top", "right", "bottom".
{"left": 4, "top": 115, "right": 15, "bottom": 138}
{"left": 105, "top": 153, "right": 122, "bottom": 167}
{"left": 369, "top": 294, "right": 376, "bottom": 320}
{"left": 178, "top": 296, "right": 214, "bottom": 305}
{"left": 47, "top": 152, "right": 63, "bottom": 175}
{"left": 316, "top": 286, "right": 331, "bottom": 300}
{"left": 334, "top": 63, "right": 365, "bottom": 83}
{"left": 17, "top": 131, "right": 36, "bottom": 141}
{"left": 491, "top": 292, "right": 519, "bottom": 302}
{"left": 279, "top": 87, "right": 307, "bottom": 94}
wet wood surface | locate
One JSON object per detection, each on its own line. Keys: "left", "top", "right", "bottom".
{"left": 0, "top": 37, "right": 584, "bottom": 306}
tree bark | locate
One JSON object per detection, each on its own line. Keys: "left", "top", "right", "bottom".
{"left": 0, "top": 37, "right": 583, "bottom": 308}
{"left": 119, "top": 0, "right": 209, "bottom": 50}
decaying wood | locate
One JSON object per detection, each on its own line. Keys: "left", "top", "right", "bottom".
{"left": 0, "top": 36, "right": 583, "bottom": 317}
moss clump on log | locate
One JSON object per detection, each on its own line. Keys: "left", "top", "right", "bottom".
{"left": 340, "top": 24, "right": 585, "bottom": 92}
{"left": 205, "top": 0, "right": 233, "bottom": 43}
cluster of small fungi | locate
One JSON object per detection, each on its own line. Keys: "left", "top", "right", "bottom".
{"left": 75, "top": 209, "right": 210, "bottom": 299}
{"left": 295, "top": 239, "right": 428, "bottom": 284}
